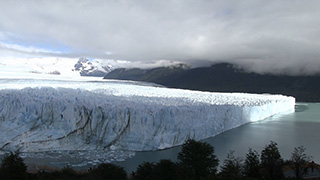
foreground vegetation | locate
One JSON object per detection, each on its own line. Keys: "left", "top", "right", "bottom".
{"left": 0, "top": 140, "right": 317, "bottom": 180}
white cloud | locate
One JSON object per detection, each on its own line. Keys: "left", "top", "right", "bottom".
{"left": 0, "top": 42, "right": 63, "bottom": 55}
{"left": 0, "top": 0, "right": 320, "bottom": 74}
{"left": 101, "top": 59, "right": 184, "bottom": 69}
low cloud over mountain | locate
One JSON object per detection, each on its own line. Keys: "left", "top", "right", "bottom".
{"left": 1, "top": 1, "right": 320, "bottom": 75}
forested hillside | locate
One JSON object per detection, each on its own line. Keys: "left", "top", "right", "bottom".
{"left": 104, "top": 63, "right": 320, "bottom": 102}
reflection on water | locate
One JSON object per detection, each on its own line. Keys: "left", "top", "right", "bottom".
{"left": 295, "top": 104, "right": 309, "bottom": 112}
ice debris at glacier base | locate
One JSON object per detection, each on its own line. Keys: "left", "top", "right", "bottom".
{"left": 0, "top": 79, "right": 295, "bottom": 155}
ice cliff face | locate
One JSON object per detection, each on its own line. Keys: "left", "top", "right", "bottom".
{"left": 0, "top": 79, "right": 295, "bottom": 153}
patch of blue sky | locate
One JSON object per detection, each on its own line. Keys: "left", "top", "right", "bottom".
{"left": 1, "top": 38, "right": 71, "bottom": 54}
{"left": 33, "top": 42, "right": 71, "bottom": 53}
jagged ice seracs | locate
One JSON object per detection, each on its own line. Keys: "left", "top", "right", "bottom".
{"left": 0, "top": 79, "right": 295, "bottom": 156}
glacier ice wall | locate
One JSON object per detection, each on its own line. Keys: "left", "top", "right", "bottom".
{"left": 0, "top": 79, "right": 295, "bottom": 152}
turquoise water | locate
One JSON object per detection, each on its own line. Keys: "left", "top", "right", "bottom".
{"left": 115, "top": 103, "right": 320, "bottom": 172}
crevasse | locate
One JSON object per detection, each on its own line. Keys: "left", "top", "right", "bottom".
{"left": 0, "top": 80, "right": 295, "bottom": 153}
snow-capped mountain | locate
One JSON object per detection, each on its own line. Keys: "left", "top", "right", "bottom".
{"left": 0, "top": 56, "right": 192, "bottom": 81}
{"left": 73, "top": 58, "right": 113, "bottom": 77}
{"left": 0, "top": 57, "right": 114, "bottom": 80}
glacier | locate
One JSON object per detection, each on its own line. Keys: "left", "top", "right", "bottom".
{"left": 0, "top": 79, "right": 295, "bottom": 157}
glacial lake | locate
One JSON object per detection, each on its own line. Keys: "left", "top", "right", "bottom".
{"left": 16, "top": 103, "right": 320, "bottom": 172}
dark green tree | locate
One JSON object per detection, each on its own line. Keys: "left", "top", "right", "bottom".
{"left": 153, "top": 159, "right": 180, "bottom": 180}
{"left": 219, "top": 150, "right": 243, "bottom": 180}
{"left": 260, "top": 141, "right": 284, "bottom": 180}
{"left": 177, "top": 139, "right": 219, "bottom": 180}
{"left": 59, "top": 166, "right": 79, "bottom": 179}
{"left": 289, "top": 146, "right": 311, "bottom": 180}
{"left": 42, "top": 166, "right": 82, "bottom": 180}
{"left": 0, "top": 151, "right": 28, "bottom": 180}
{"left": 132, "top": 161, "right": 156, "bottom": 180}
{"left": 243, "top": 148, "right": 260, "bottom": 178}
{"left": 89, "top": 163, "right": 127, "bottom": 180}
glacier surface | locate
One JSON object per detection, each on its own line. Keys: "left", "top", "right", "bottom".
{"left": 0, "top": 79, "right": 295, "bottom": 155}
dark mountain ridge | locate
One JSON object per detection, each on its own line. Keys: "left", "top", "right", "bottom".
{"left": 104, "top": 63, "right": 320, "bottom": 102}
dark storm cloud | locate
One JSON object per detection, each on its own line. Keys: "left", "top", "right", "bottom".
{"left": 0, "top": 0, "right": 320, "bottom": 75}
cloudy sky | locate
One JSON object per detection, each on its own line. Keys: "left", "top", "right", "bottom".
{"left": 0, "top": 0, "right": 320, "bottom": 75}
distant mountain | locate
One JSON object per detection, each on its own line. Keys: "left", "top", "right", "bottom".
{"left": 73, "top": 58, "right": 113, "bottom": 77}
{"left": 0, "top": 57, "right": 114, "bottom": 78}
{"left": 104, "top": 63, "right": 320, "bottom": 102}
{"left": 104, "top": 63, "right": 189, "bottom": 83}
